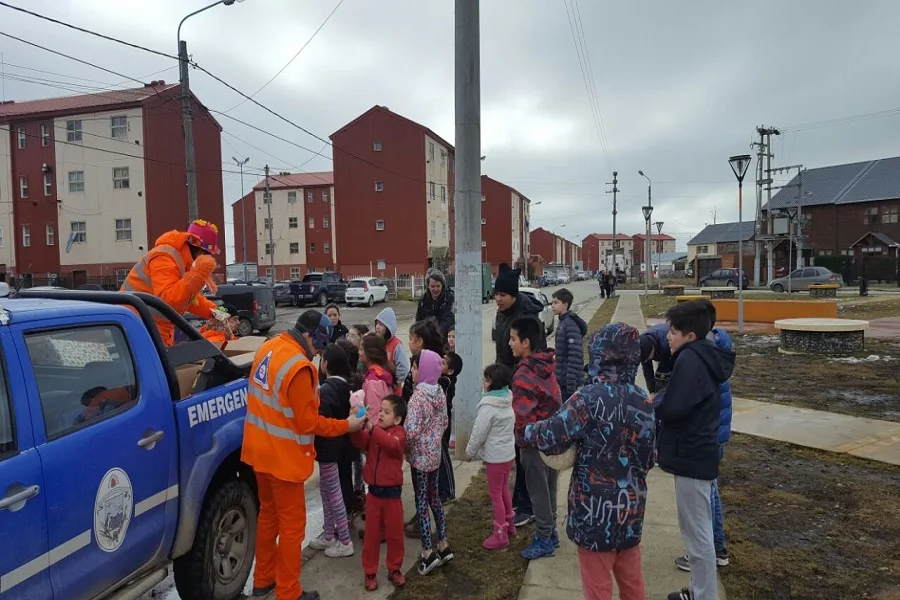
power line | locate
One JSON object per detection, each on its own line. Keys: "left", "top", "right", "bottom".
{"left": 222, "top": 0, "right": 347, "bottom": 113}
{"left": 780, "top": 107, "right": 900, "bottom": 132}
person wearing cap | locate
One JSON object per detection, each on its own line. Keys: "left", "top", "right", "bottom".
{"left": 243, "top": 310, "right": 367, "bottom": 600}
{"left": 415, "top": 269, "right": 455, "bottom": 335}
{"left": 120, "top": 219, "right": 222, "bottom": 346}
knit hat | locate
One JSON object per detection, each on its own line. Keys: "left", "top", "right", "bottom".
{"left": 494, "top": 263, "right": 520, "bottom": 296}
{"left": 294, "top": 310, "right": 332, "bottom": 351}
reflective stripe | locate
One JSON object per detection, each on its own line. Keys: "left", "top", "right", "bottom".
{"left": 120, "top": 245, "right": 186, "bottom": 293}
{"left": 246, "top": 412, "right": 314, "bottom": 445}
{"left": 134, "top": 484, "right": 179, "bottom": 517}
{"left": 248, "top": 354, "right": 308, "bottom": 419}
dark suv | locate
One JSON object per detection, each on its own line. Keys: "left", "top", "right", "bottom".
{"left": 699, "top": 268, "right": 749, "bottom": 289}
{"left": 214, "top": 284, "right": 277, "bottom": 336}
{"left": 291, "top": 272, "right": 347, "bottom": 307}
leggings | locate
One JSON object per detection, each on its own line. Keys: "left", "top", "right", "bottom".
{"left": 318, "top": 462, "right": 351, "bottom": 544}
{"left": 412, "top": 468, "right": 447, "bottom": 553}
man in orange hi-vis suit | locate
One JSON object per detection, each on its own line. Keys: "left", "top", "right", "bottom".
{"left": 243, "top": 310, "right": 366, "bottom": 600}
{"left": 120, "top": 219, "right": 221, "bottom": 346}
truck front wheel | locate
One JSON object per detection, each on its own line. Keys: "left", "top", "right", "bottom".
{"left": 174, "top": 480, "right": 258, "bottom": 600}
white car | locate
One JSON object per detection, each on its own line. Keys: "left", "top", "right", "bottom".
{"left": 555, "top": 272, "right": 570, "bottom": 284}
{"left": 344, "top": 277, "right": 389, "bottom": 307}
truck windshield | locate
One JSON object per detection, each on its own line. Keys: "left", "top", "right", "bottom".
{"left": 302, "top": 275, "right": 323, "bottom": 283}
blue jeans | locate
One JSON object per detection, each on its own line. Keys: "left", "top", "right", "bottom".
{"left": 711, "top": 444, "right": 727, "bottom": 554}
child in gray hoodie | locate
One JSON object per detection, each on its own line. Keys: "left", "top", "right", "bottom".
{"left": 375, "top": 307, "right": 410, "bottom": 394}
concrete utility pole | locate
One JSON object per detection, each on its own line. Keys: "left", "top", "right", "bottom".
{"left": 753, "top": 126, "right": 779, "bottom": 286}
{"left": 233, "top": 156, "right": 250, "bottom": 282}
{"left": 453, "top": 0, "right": 481, "bottom": 458}
{"left": 770, "top": 163, "right": 804, "bottom": 292}
{"left": 179, "top": 40, "right": 198, "bottom": 222}
{"left": 265, "top": 165, "right": 275, "bottom": 284}
{"left": 606, "top": 171, "right": 619, "bottom": 272}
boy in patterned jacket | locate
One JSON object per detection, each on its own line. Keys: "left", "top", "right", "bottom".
{"left": 509, "top": 316, "right": 562, "bottom": 560}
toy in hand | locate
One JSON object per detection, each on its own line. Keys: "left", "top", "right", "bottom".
{"left": 356, "top": 406, "right": 368, "bottom": 419}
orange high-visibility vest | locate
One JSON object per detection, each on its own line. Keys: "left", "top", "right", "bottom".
{"left": 120, "top": 245, "right": 202, "bottom": 346}
{"left": 241, "top": 334, "right": 320, "bottom": 483}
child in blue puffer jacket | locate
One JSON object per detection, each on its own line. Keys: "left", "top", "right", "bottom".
{"left": 673, "top": 298, "right": 733, "bottom": 573}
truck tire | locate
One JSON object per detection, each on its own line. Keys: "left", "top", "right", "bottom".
{"left": 174, "top": 480, "right": 258, "bottom": 600}
{"left": 318, "top": 292, "right": 328, "bottom": 307}
{"left": 237, "top": 318, "right": 253, "bottom": 337}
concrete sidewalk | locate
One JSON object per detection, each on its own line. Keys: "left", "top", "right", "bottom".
{"left": 518, "top": 292, "right": 728, "bottom": 600}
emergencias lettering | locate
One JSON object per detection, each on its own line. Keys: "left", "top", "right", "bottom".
{"left": 188, "top": 387, "right": 249, "bottom": 427}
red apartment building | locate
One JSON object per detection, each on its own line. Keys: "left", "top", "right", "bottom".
{"left": 480, "top": 175, "right": 532, "bottom": 274}
{"left": 581, "top": 233, "right": 633, "bottom": 271}
{"left": 529, "top": 227, "right": 581, "bottom": 273}
{"left": 331, "top": 106, "right": 455, "bottom": 276}
{"left": 631, "top": 232, "right": 677, "bottom": 268}
{"left": 0, "top": 82, "right": 225, "bottom": 287}
{"left": 231, "top": 172, "right": 336, "bottom": 280}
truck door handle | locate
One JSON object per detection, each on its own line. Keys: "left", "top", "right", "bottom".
{"left": 138, "top": 430, "right": 165, "bottom": 449}
{"left": 0, "top": 485, "right": 40, "bottom": 512}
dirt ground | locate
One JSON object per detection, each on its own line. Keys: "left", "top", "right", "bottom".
{"left": 730, "top": 334, "right": 900, "bottom": 421}
{"left": 719, "top": 434, "right": 900, "bottom": 600}
{"left": 839, "top": 297, "right": 900, "bottom": 320}
{"left": 391, "top": 469, "right": 530, "bottom": 600}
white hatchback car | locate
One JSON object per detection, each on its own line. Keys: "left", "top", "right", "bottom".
{"left": 345, "top": 277, "right": 389, "bottom": 307}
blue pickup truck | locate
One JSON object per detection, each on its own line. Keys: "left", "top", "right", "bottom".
{"left": 0, "top": 286, "right": 258, "bottom": 600}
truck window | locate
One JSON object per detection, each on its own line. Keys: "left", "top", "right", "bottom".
{"left": 0, "top": 363, "right": 12, "bottom": 457}
{"left": 25, "top": 325, "right": 139, "bottom": 439}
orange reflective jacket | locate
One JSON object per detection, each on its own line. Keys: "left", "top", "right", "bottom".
{"left": 242, "top": 333, "right": 349, "bottom": 483}
{"left": 120, "top": 230, "right": 216, "bottom": 346}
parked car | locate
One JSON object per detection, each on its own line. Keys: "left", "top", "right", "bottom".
{"left": 769, "top": 267, "right": 843, "bottom": 293}
{"left": 272, "top": 281, "right": 294, "bottom": 307}
{"left": 554, "top": 272, "right": 570, "bottom": 284}
{"left": 215, "top": 284, "right": 277, "bottom": 336}
{"left": 290, "top": 272, "right": 347, "bottom": 307}
{"left": 576, "top": 271, "right": 589, "bottom": 281}
{"left": 345, "top": 277, "right": 389, "bottom": 307}
{"left": 699, "top": 268, "right": 749, "bottom": 289}
{"left": 6, "top": 286, "right": 257, "bottom": 600}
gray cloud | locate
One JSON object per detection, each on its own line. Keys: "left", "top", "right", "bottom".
{"left": 2, "top": 0, "right": 898, "bottom": 259}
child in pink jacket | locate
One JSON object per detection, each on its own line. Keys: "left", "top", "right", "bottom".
{"left": 359, "top": 333, "right": 396, "bottom": 416}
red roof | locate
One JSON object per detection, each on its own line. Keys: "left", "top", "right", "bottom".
{"left": 331, "top": 105, "right": 455, "bottom": 154}
{"left": 253, "top": 171, "right": 334, "bottom": 190}
{"left": 0, "top": 82, "right": 179, "bottom": 121}
{"left": 584, "top": 233, "right": 632, "bottom": 241}
{"left": 632, "top": 233, "right": 676, "bottom": 241}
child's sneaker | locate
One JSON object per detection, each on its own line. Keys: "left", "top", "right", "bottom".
{"left": 438, "top": 544, "right": 455, "bottom": 564}
{"left": 324, "top": 540, "right": 354, "bottom": 558}
{"left": 483, "top": 522, "right": 509, "bottom": 551}
{"left": 308, "top": 533, "right": 335, "bottom": 551}
{"left": 506, "top": 513, "right": 517, "bottom": 537}
{"left": 550, "top": 528, "right": 560, "bottom": 548}
{"left": 667, "top": 589, "right": 693, "bottom": 600}
{"left": 418, "top": 551, "right": 442, "bottom": 575}
{"left": 388, "top": 570, "right": 406, "bottom": 587}
{"left": 364, "top": 574, "right": 378, "bottom": 592}
{"left": 521, "top": 536, "right": 556, "bottom": 560}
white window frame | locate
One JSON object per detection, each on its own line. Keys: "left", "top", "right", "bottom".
{"left": 290, "top": 267, "right": 301, "bottom": 279}
{"left": 265, "top": 243, "right": 273, "bottom": 255}
{"left": 22, "top": 225, "right": 31, "bottom": 248}
{"left": 429, "top": 182, "right": 435, "bottom": 199}
{"left": 112, "top": 167, "right": 130, "bottom": 190}
{"left": 287, "top": 191, "right": 297, "bottom": 204}
{"left": 262, "top": 191, "right": 271, "bottom": 204}
{"left": 429, "top": 142, "right": 435, "bottom": 162}
{"left": 308, "top": 217, "right": 315, "bottom": 229}
{"left": 323, "top": 216, "right": 329, "bottom": 229}
{"left": 289, "top": 242, "right": 299, "bottom": 255}
{"left": 375, "top": 220, "right": 385, "bottom": 231}
{"left": 373, "top": 140, "right": 382, "bottom": 152}
{"left": 323, "top": 241, "right": 330, "bottom": 254}
{"left": 68, "top": 171, "right": 85, "bottom": 193}
{"left": 17, "top": 128, "right": 26, "bottom": 149}
{"left": 307, "top": 191, "right": 314, "bottom": 203}
{"left": 66, "top": 120, "right": 83, "bottom": 143}
{"left": 288, "top": 217, "right": 298, "bottom": 229}
{"left": 430, "top": 220, "right": 435, "bottom": 236}
{"left": 110, "top": 115, "right": 128, "bottom": 139}
{"left": 43, "top": 173, "right": 52, "bottom": 197}
{"left": 115, "top": 218, "right": 132, "bottom": 241}
{"left": 116, "top": 268, "right": 129, "bottom": 286}
{"left": 322, "top": 189, "right": 329, "bottom": 203}
{"left": 263, "top": 218, "right": 272, "bottom": 230}
{"left": 0, "top": 225, "right": 4, "bottom": 249}
{"left": 377, "top": 259, "right": 386, "bottom": 270}
{"left": 19, "top": 176, "right": 28, "bottom": 199}
{"left": 45, "top": 224, "right": 55, "bottom": 246}
{"left": 40, "top": 124, "right": 50, "bottom": 147}
{"left": 441, "top": 186, "right": 446, "bottom": 205}
{"left": 375, "top": 181, "right": 384, "bottom": 192}
{"left": 70, "top": 221, "right": 87, "bottom": 244}
{"left": 309, "top": 242, "right": 316, "bottom": 254}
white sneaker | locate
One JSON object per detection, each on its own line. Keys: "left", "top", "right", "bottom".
{"left": 309, "top": 533, "right": 336, "bottom": 551}
{"left": 324, "top": 540, "right": 354, "bottom": 558}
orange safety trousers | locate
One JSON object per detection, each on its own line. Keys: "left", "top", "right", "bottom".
{"left": 254, "top": 472, "right": 307, "bottom": 599}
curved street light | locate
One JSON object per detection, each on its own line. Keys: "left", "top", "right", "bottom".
{"left": 638, "top": 170, "right": 653, "bottom": 294}
{"left": 728, "top": 154, "right": 753, "bottom": 333}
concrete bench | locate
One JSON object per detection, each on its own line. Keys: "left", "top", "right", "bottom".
{"left": 663, "top": 285, "right": 685, "bottom": 296}
{"left": 701, "top": 287, "right": 736, "bottom": 299}
{"left": 676, "top": 295, "right": 704, "bottom": 303}
{"left": 774, "top": 318, "right": 869, "bottom": 355}
{"left": 809, "top": 284, "right": 840, "bottom": 298}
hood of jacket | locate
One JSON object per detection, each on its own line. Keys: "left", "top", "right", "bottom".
{"left": 676, "top": 338, "right": 735, "bottom": 384}
{"left": 414, "top": 381, "right": 445, "bottom": 411}
{"left": 322, "top": 375, "right": 351, "bottom": 397}
{"left": 506, "top": 291, "right": 544, "bottom": 317}
{"left": 480, "top": 388, "right": 512, "bottom": 409}
{"left": 560, "top": 311, "right": 588, "bottom": 336}
{"left": 416, "top": 349, "right": 442, "bottom": 385}
{"left": 520, "top": 348, "right": 556, "bottom": 379}
{"left": 375, "top": 307, "right": 398, "bottom": 338}
{"left": 587, "top": 322, "right": 641, "bottom": 385}
{"left": 366, "top": 364, "right": 394, "bottom": 387}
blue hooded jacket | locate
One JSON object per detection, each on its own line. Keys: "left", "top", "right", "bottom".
{"left": 524, "top": 323, "right": 655, "bottom": 553}
{"left": 708, "top": 327, "right": 734, "bottom": 445}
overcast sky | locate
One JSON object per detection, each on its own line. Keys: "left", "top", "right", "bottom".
{"left": 2, "top": 0, "right": 899, "bottom": 261}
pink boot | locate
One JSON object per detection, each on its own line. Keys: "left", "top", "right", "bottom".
{"left": 506, "top": 514, "right": 517, "bottom": 537}
{"left": 483, "top": 522, "right": 510, "bottom": 551}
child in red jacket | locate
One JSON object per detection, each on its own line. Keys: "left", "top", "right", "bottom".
{"left": 351, "top": 394, "right": 408, "bottom": 592}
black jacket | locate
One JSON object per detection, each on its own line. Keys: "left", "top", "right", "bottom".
{"left": 315, "top": 376, "right": 359, "bottom": 464}
{"left": 330, "top": 321, "right": 349, "bottom": 343}
{"left": 654, "top": 339, "right": 735, "bottom": 480}
{"left": 493, "top": 292, "right": 547, "bottom": 368}
{"left": 415, "top": 289, "right": 455, "bottom": 334}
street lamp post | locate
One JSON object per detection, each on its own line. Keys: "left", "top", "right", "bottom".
{"left": 638, "top": 170, "right": 653, "bottom": 294}
{"left": 178, "top": 0, "right": 243, "bottom": 222}
{"left": 655, "top": 220, "right": 664, "bottom": 285}
{"left": 729, "top": 154, "right": 753, "bottom": 334}
{"left": 233, "top": 156, "right": 250, "bottom": 281}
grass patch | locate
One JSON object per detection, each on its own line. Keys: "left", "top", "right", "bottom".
{"left": 391, "top": 469, "right": 530, "bottom": 600}
{"left": 719, "top": 434, "right": 900, "bottom": 600}
{"left": 838, "top": 297, "right": 900, "bottom": 320}
{"left": 581, "top": 295, "right": 619, "bottom": 356}
{"left": 730, "top": 335, "right": 900, "bottom": 421}
{"left": 394, "top": 290, "right": 414, "bottom": 301}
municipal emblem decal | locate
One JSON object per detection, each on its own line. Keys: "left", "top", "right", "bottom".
{"left": 253, "top": 350, "right": 273, "bottom": 391}
{"left": 94, "top": 468, "right": 133, "bottom": 553}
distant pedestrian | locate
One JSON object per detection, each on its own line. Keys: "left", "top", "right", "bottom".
{"left": 598, "top": 270, "right": 607, "bottom": 298}
{"left": 551, "top": 288, "right": 588, "bottom": 400}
